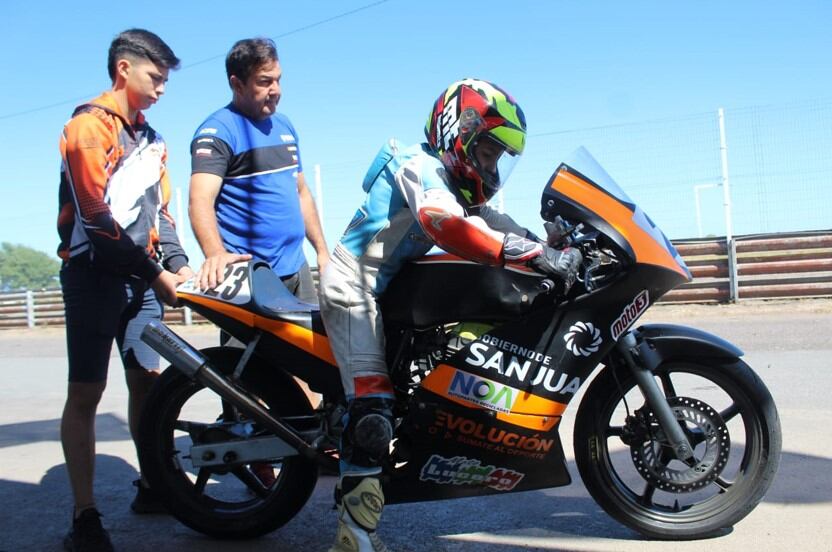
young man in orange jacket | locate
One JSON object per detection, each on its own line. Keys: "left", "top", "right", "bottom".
{"left": 57, "top": 28, "right": 192, "bottom": 552}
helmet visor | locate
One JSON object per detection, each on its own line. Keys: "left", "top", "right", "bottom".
{"left": 470, "top": 136, "right": 521, "bottom": 201}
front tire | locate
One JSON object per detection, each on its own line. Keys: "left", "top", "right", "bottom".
{"left": 574, "top": 357, "right": 781, "bottom": 540}
{"left": 138, "top": 347, "right": 319, "bottom": 539}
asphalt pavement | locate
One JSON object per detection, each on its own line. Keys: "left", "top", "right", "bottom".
{"left": 1, "top": 299, "right": 830, "bottom": 552}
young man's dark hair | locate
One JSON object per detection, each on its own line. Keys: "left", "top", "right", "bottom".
{"left": 225, "top": 37, "right": 278, "bottom": 85}
{"left": 107, "top": 28, "right": 181, "bottom": 81}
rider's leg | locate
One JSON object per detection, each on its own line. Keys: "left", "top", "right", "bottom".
{"left": 319, "top": 261, "right": 394, "bottom": 551}
{"left": 332, "top": 397, "right": 394, "bottom": 552}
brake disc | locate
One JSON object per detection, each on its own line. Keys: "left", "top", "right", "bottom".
{"left": 630, "top": 396, "right": 730, "bottom": 493}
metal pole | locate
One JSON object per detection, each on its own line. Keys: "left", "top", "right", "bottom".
{"left": 25, "top": 290, "right": 35, "bottom": 328}
{"left": 314, "top": 164, "right": 324, "bottom": 225}
{"left": 693, "top": 183, "right": 718, "bottom": 238}
{"left": 695, "top": 188, "right": 703, "bottom": 238}
{"left": 718, "top": 108, "right": 738, "bottom": 302}
{"left": 718, "top": 109, "right": 734, "bottom": 240}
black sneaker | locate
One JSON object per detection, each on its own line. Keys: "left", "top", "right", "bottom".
{"left": 130, "top": 479, "right": 166, "bottom": 514}
{"left": 63, "top": 508, "right": 114, "bottom": 552}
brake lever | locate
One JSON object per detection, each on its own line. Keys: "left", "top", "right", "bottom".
{"left": 546, "top": 219, "right": 585, "bottom": 249}
{"left": 581, "top": 255, "right": 604, "bottom": 292}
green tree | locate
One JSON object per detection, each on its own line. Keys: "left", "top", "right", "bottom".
{"left": 0, "top": 243, "right": 61, "bottom": 290}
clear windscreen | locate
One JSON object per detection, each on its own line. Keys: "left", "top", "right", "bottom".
{"left": 560, "top": 147, "right": 686, "bottom": 270}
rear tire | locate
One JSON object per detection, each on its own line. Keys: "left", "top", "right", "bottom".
{"left": 138, "top": 347, "right": 319, "bottom": 539}
{"left": 574, "top": 357, "right": 781, "bottom": 540}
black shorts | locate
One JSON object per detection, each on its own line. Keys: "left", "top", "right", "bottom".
{"left": 61, "top": 259, "right": 163, "bottom": 383}
{"left": 281, "top": 260, "right": 317, "bottom": 304}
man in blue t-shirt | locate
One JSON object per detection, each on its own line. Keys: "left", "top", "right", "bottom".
{"left": 189, "top": 37, "right": 328, "bottom": 302}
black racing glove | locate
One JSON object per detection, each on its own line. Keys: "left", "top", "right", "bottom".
{"left": 528, "top": 245, "right": 583, "bottom": 291}
{"left": 502, "top": 233, "right": 543, "bottom": 263}
{"left": 503, "top": 232, "right": 582, "bottom": 291}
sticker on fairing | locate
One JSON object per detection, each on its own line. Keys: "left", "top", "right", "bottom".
{"left": 177, "top": 263, "right": 251, "bottom": 306}
{"left": 446, "top": 369, "right": 520, "bottom": 414}
{"left": 419, "top": 454, "right": 525, "bottom": 491}
{"left": 611, "top": 290, "right": 649, "bottom": 340}
{"left": 563, "top": 321, "right": 603, "bottom": 357}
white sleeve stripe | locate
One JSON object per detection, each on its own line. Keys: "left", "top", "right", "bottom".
{"left": 394, "top": 157, "right": 463, "bottom": 218}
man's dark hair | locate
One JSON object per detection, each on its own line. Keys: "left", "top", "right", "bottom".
{"left": 108, "top": 29, "right": 181, "bottom": 81}
{"left": 226, "top": 38, "right": 278, "bottom": 86}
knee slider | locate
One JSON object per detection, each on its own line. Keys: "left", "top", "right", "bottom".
{"left": 354, "top": 413, "right": 393, "bottom": 457}
{"left": 348, "top": 398, "right": 393, "bottom": 459}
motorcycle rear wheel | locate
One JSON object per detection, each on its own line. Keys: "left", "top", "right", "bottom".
{"left": 574, "top": 357, "right": 781, "bottom": 540}
{"left": 137, "top": 347, "right": 319, "bottom": 539}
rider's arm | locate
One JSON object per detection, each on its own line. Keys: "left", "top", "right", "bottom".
{"left": 475, "top": 204, "right": 542, "bottom": 243}
{"left": 396, "top": 155, "right": 581, "bottom": 285}
{"left": 474, "top": 202, "right": 583, "bottom": 286}
{"left": 415, "top": 188, "right": 505, "bottom": 265}
{"left": 396, "top": 157, "right": 536, "bottom": 266}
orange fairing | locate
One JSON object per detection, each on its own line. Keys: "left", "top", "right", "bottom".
{"left": 182, "top": 294, "right": 337, "bottom": 365}
{"left": 552, "top": 169, "right": 689, "bottom": 278}
{"left": 422, "top": 364, "right": 565, "bottom": 431}
{"left": 255, "top": 317, "right": 338, "bottom": 366}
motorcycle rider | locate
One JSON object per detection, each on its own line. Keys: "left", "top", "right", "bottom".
{"left": 318, "top": 78, "right": 582, "bottom": 552}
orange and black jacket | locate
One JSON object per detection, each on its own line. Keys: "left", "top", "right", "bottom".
{"left": 57, "top": 92, "right": 187, "bottom": 282}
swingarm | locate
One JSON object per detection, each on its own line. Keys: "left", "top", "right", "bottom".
{"left": 141, "top": 320, "right": 337, "bottom": 473}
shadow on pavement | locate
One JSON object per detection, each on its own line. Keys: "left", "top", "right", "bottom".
{"left": 0, "top": 447, "right": 828, "bottom": 551}
{"left": 0, "top": 454, "right": 139, "bottom": 552}
{"left": 0, "top": 413, "right": 130, "bottom": 449}
{"left": 764, "top": 449, "right": 832, "bottom": 504}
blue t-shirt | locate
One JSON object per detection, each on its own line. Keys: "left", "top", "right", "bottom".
{"left": 191, "top": 105, "right": 305, "bottom": 277}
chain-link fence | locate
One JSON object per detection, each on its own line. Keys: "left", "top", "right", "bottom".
{"left": 509, "top": 98, "right": 832, "bottom": 241}
{"left": 315, "top": 99, "right": 832, "bottom": 243}
{"left": 726, "top": 98, "right": 832, "bottom": 236}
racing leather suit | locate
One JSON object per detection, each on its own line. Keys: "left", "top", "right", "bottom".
{"left": 320, "top": 139, "right": 578, "bottom": 552}
{"left": 319, "top": 140, "right": 542, "bottom": 470}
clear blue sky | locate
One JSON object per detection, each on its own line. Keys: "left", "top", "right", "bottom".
{"left": 1, "top": 0, "right": 830, "bottom": 265}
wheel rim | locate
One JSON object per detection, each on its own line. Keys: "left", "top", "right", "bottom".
{"left": 630, "top": 396, "right": 731, "bottom": 493}
{"left": 158, "top": 379, "right": 292, "bottom": 515}
{"left": 593, "top": 362, "right": 765, "bottom": 523}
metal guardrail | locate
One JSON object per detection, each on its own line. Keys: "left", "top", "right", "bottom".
{"left": 664, "top": 230, "right": 832, "bottom": 303}
{"left": 0, "top": 289, "right": 205, "bottom": 329}
{"left": 2, "top": 230, "right": 830, "bottom": 328}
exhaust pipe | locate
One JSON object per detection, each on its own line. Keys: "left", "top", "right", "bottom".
{"left": 141, "top": 319, "right": 207, "bottom": 378}
{"left": 141, "top": 320, "right": 326, "bottom": 464}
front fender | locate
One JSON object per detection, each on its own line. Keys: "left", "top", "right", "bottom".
{"left": 632, "top": 323, "right": 743, "bottom": 365}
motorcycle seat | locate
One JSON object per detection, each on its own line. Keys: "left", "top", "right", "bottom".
{"left": 250, "top": 262, "right": 320, "bottom": 319}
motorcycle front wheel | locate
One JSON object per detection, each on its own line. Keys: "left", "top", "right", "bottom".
{"left": 574, "top": 357, "right": 781, "bottom": 540}
{"left": 137, "top": 347, "right": 319, "bottom": 539}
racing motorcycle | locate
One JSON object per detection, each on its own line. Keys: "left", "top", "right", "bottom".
{"left": 138, "top": 147, "right": 781, "bottom": 541}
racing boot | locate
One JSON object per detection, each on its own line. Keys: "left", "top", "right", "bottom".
{"left": 329, "top": 476, "right": 389, "bottom": 552}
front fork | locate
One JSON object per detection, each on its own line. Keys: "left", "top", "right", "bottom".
{"left": 615, "top": 332, "right": 695, "bottom": 462}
